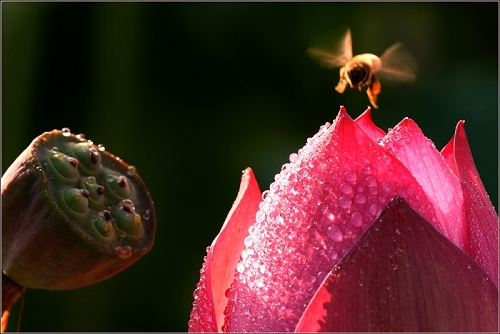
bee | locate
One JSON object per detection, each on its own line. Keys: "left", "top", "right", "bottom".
{"left": 307, "top": 28, "right": 417, "bottom": 108}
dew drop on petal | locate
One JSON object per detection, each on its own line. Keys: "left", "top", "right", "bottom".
{"left": 369, "top": 204, "right": 381, "bottom": 216}
{"left": 256, "top": 210, "right": 266, "bottom": 223}
{"left": 350, "top": 212, "right": 364, "bottom": 227}
{"left": 244, "top": 236, "right": 254, "bottom": 248}
{"left": 361, "top": 164, "right": 372, "bottom": 175}
{"left": 343, "top": 171, "right": 357, "bottom": 183}
{"left": 354, "top": 194, "right": 366, "bottom": 205}
{"left": 327, "top": 225, "right": 343, "bottom": 242}
{"left": 340, "top": 183, "right": 353, "bottom": 195}
{"left": 339, "top": 196, "right": 352, "bottom": 209}
{"left": 236, "top": 263, "right": 245, "bottom": 273}
{"left": 381, "top": 181, "right": 391, "bottom": 192}
{"left": 365, "top": 176, "right": 377, "bottom": 188}
{"left": 328, "top": 248, "right": 338, "bottom": 261}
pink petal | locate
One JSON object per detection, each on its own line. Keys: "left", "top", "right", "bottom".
{"left": 441, "top": 121, "right": 498, "bottom": 286}
{"left": 224, "top": 107, "right": 440, "bottom": 332}
{"left": 189, "top": 168, "right": 262, "bottom": 332}
{"left": 296, "top": 197, "right": 498, "bottom": 332}
{"left": 354, "top": 107, "right": 386, "bottom": 142}
{"left": 381, "top": 118, "right": 466, "bottom": 250}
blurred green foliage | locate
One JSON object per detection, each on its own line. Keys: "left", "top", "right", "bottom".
{"left": 2, "top": 2, "right": 497, "bottom": 331}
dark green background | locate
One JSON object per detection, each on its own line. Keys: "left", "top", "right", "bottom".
{"left": 2, "top": 2, "right": 497, "bottom": 331}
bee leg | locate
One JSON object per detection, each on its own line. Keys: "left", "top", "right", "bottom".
{"left": 335, "top": 67, "right": 348, "bottom": 93}
{"left": 335, "top": 81, "right": 347, "bottom": 93}
{"left": 367, "top": 76, "right": 381, "bottom": 109}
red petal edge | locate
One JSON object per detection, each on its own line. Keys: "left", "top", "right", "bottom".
{"left": 381, "top": 118, "right": 466, "bottom": 250}
{"left": 188, "top": 168, "right": 261, "bottom": 332}
{"left": 441, "top": 121, "right": 498, "bottom": 286}
{"left": 354, "top": 107, "right": 386, "bottom": 142}
{"left": 296, "top": 196, "right": 498, "bottom": 332}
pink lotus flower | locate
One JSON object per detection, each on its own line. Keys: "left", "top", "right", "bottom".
{"left": 188, "top": 107, "right": 498, "bottom": 332}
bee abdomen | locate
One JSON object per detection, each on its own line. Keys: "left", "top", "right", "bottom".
{"left": 348, "top": 63, "right": 370, "bottom": 87}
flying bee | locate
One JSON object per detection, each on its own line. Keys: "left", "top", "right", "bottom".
{"left": 307, "top": 28, "right": 417, "bottom": 108}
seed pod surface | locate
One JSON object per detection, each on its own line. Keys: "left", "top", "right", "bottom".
{"left": 2, "top": 129, "right": 156, "bottom": 290}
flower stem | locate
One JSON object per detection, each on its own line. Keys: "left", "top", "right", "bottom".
{"left": 2, "top": 273, "right": 25, "bottom": 331}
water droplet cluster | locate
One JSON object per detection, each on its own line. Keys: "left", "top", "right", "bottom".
{"left": 188, "top": 247, "right": 218, "bottom": 332}
{"left": 224, "top": 112, "right": 440, "bottom": 331}
{"left": 35, "top": 128, "right": 152, "bottom": 251}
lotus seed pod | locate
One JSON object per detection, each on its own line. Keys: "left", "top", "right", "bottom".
{"left": 2, "top": 128, "right": 156, "bottom": 291}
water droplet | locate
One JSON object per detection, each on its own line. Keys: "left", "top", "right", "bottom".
{"left": 61, "top": 127, "right": 71, "bottom": 137}
{"left": 381, "top": 181, "right": 391, "bottom": 192}
{"left": 395, "top": 228, "right": 401, "bottom": 235}
{"left": 369, "top": 204, "right": 381, "bottom": 216}
{"left": 365, "top": 176, "right": 377, "bottom": 188}
{"left": 340, "top": 183, "right": 353, "bottom": 195}
{"left": 354, "top": 194, "right": 366, "bottom": 204}
{"left": 350, "top": 212, "right": 364, "bottom": 227}
{"left": 256, "top": 210, "right": 266, "bottom": 223}
{"left": 227, "top": 288, "right": 238, "bottom": 301}
{"left": 289, "top": 153, "right": 298, "bottom": 163}
{"left": 50, "top": 174, "right": 56, "bottom": 179}
{"left": 262, "top": 190, "right": 270, "bottom": 200}
{"left": 114, "top": 245, "right": 133, "bottom": 259}
{"left": 327, "top": 225, "right": 343, "bottom": 242}
{"left": 127, "top": 165, "right": 137, "bottom": 176}
{"left": 86, "top": 176, "right": 97, "bottom": 186}
{"left": 391, "top": 263, "right": 398, "bottom": 270}
{"left": 236, "top": 263, "right": 245, "bottom": 273}
{"left": 327, "top": 248, "right": 338, "bottom": 261}
{"left": 358, "top": 280, "right": 364, "bottom": 286}
{"left": 76, "top": 133, "right": 86, "bottom": 141}
{"left": 242, "top": 237, "right": 254, "bottom": 250}
{"left": 361, "top": 164, "right": 372, "bottom": 175}
{"left": 143, "top": 209, "right": 151, "bottom": 220}
{"left": 97, "top": 144, "right": 106, "bottom": 151}
{"left": 339, "top": 196, "right": 352, "bottom": 209}
{"left": 343, "top": 171, "right": 357, "bottom": 183}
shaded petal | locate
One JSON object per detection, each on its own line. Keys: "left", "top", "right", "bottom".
{"left": 441, "top": 121, "right": 498, "bottom": 286}
{"left": 381, "top": 118, "right": 466, "bottom": 250}
{"left": 225, "top": 107, "right": 440, "bottom": 332}
{"left": 354, "top": 107, "right": 386, "bottom": 142}
{"left": 189, "top": 168, "right": 262, "bottom": 332}
{"left": 296, "top": 197, "right": 498, "bottom": 332}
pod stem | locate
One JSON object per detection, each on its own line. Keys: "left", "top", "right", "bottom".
{"left": 2, "top": 273, "right": 25, "bottom": 318}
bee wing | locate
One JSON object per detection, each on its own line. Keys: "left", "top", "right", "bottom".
{"left": 377, "top": 42, "right": 418, "bottom": 84}
{"left": 306, "top": 28, "right": 353, "bottom": 69}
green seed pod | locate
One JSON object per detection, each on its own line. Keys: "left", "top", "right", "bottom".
{"left": 2, "top": 128, "right": 156, "bottom": 291}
